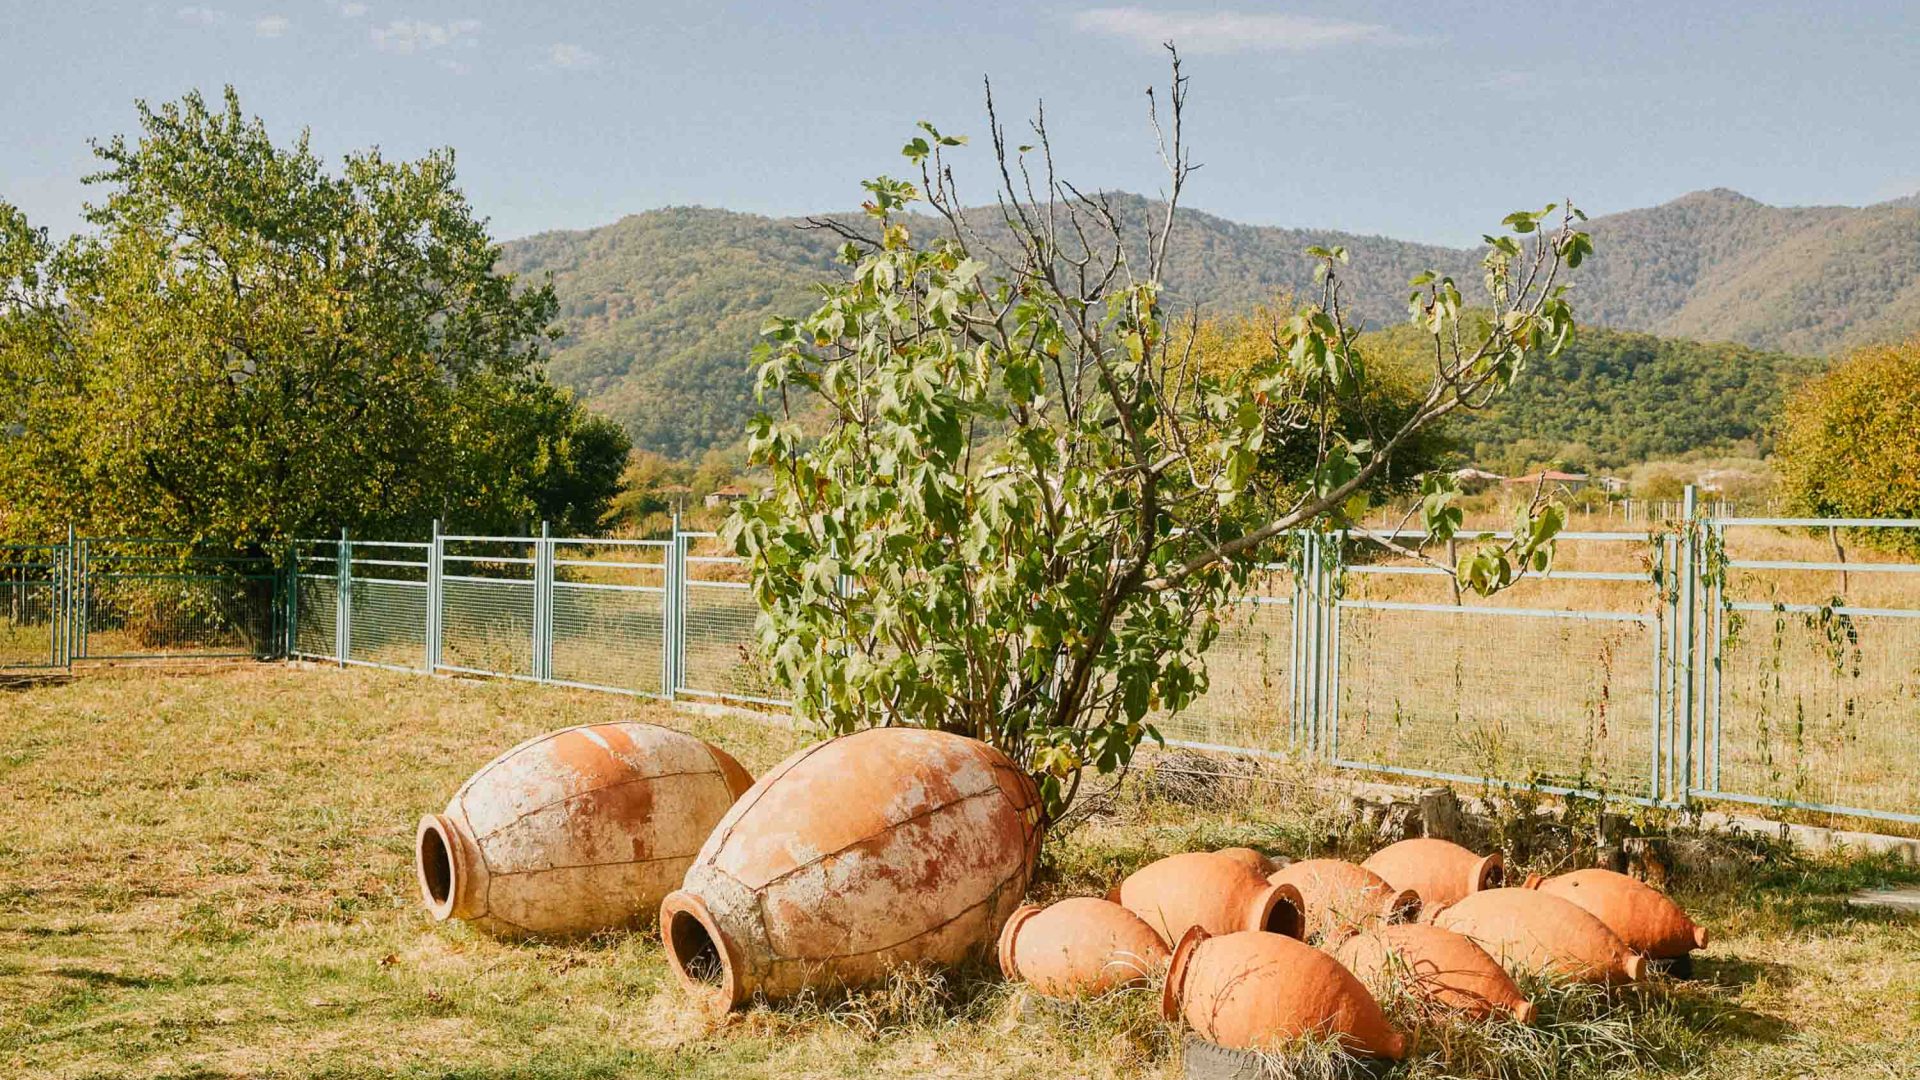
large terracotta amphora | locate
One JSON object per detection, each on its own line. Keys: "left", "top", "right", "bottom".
{"left": 660, "top": 727, "right": 1042, "bottom": 1008}
{"left": 417, "top": 721, "right": 753, "bottom": 938}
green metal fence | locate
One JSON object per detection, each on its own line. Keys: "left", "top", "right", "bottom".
{"left": 1, "top": 542, "right": 68, "bottom": 670}
{"left": 3, "top": 533, "right": 280, "bottom": 668}
{"left": 14, "top": 494, "right": 1918, "bottom": 828}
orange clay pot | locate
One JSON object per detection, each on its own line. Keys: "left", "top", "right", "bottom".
{"left": 1164, "top": 928, "right": 1407, "bottom": 1058}
{"left": 1114, "top": 852, "right": 1305, "bottom": 946}
{"left": 1362, "top": 838, "right": 1504, "bottom": 910}
{"left": 1269, "top": 859, "right": 1421, "bottom": 939}
{"left": 1335, "top": 923, "right": 1536, "bottom": 1023}
{"left": 997, "top": 897, "right": 1170, "bottom": 998}
{"left": 1214, "top": 846, "right": 1278, "bottom": 875}
{"left": 660, "top": 727, "right": 1041, "bottom": 1009}
{"left": 1523, "top": 869, "right": 1709, "bottom": 959}
{"left": 1434, "top": 888, "right": 1646, "bottom": 984}
{"left": 416, "top": 722, "right": 753, "bottom": 939}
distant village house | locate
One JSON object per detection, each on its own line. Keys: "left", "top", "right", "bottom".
{"left": 1503, "top": 469, "right": 1589, "bottom": 493}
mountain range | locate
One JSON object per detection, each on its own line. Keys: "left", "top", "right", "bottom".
{"left": 499, "top": 188, "right": 1920, "bottom": 461}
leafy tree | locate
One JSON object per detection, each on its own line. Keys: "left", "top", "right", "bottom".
{"left": 0, "top": 88, "right": 627, "bottom": 547}
{"left": 726, "top": 55, "right": 1585, "bottom": 817}
{"left": 1181, "top": 297, "right": 1455, "bottom": 498}
{"left": 1776, "top": 337, "right": 1920, "bottom": 553}
{"left": 603, "top": 449, "right": 693, "bottom": 524}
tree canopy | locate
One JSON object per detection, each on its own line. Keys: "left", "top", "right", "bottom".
{"left": 1776, "top": 337, "right": 1920, "bottom": 551}
{"left": 1182, "top": 298, "right": 1455, "bottom": 498}
{"left": 0, "top": 88, "right": 627, "bottom": 546}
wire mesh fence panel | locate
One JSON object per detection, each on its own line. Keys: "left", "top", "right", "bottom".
{"left": 1715, "top": 609, "right": 1920, "bottom": 818}
{"left": 295, "top": 574, "right": 339, "bottom": 659}
{"left": 1157, "top": 572, "right": 1296, "bottom": 754}
{"left": 552, "top": 585, "right": 665, "bottom": 695}
{"left": 1706, "top": 520, "right": 1920, "bottom": 820}
{"left": 339, "top": 542, "right": 430, "bottom": 671}
{"left": 438, "top": 536, "right": 538, "bottom": 679}
{"left": 548, "top": 538, "right": 668, "bottom": 696}
{"left": 76, "top": 541, "right": 277, "bottom": 660}
{"left": 680, "top": 578, "right": 784, "bottom": 705}
{"left": 349, "top": 578, "right": 429, "bottom": 670}
{"left": 79, "top": 574, "right": 277, "bottom": 658}
{"left": 1333, "top": 604, "right": 1659, "bottom": 797}
{"left": 441, "top": 576, "right": 536, "bottom": 677}
{"left": 1, "top": 546, "right": 64, "bottom": 669}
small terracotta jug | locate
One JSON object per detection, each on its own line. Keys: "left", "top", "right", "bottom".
{"left": 1524, "top": 869, "right": 1708, "bottom": 958}
{"left": 997, "top": 897, "right": 1170, "bottom": 998}
{"left": 1114, "top": 852, "right": 1304, "bottom": 946}
{"left": 1335, "top": 923, "right": 1536, "bottom": 1023}
{"left": 1362, "top": 838, "right": 1503, "bottom": 910}
{"left": 660, "top": 727, "right": 1042, "bottom": 1009}
{"left": 1214, "top": 846, "right": 1278, "bottom": 875}
{"left": 416, "top": 722, "right": 753, "bottom": 938}
{"left": 1434, "top": 887, "right": 1646, "bottom": 984}
{"left": 1269, "top": 859, "right": 1421, "bottom": 939}
{"left": 1164, "top": 928, "right": 1407, "bottom": 1058}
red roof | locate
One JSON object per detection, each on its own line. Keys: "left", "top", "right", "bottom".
{"left": 1504, "top": 470, "right": 1589, "bottom": 485}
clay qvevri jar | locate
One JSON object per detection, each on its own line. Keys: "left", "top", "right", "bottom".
{"left": 1524, "top": 869, "right": 1708, "bottom": 959}
{"left": 997, "top": 897, "right": 1169, "bottom": 998}
{"left": 1434, "top": 888, "right": 1646, "bottom": 984}
{"left": 660, "top": 727, "right": 1041, "bottom": 1009}
{"left": 416, "top": 722, "right": 754, "bottom": 938}
{"left": 1269, "top": 859, "right": 1421, "bottom": 939}
{"left": 1115, "top": 852, "right": 1304, "bottom": 946}
{"left": 1336, "top": 923, "right": 1536, "bottom": 1023}
{"left": 1164, "top": 928, "right": 1407, "bottom": 1058}
{"left": 1363, "top": 838, "right": 1504, "bottom": 910}
{"left": 1214, "top": 846, "right": 1278, "bottom": 875}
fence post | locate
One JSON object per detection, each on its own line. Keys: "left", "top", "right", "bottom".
{"left": 1651, "top": 535, "right": 1668, "bottom": 803}
{"left": 1678, "top": 484, "right": 1699, "bottom": 806}
{"left": 336, "top": 527, "right": 351, "bottom": 667}
{"left": 61, "top": 523, "right": 75, "bottom": 668}
{"left": 76, "top": 529, "right": 88, "bottom": 661}
{"left": 1303, "top": 532, "right": 1323, "bottom": 757}
{"left": 663, "top": 513, "right": 681, "bottom": 701}
{"left": 282, "top": 541, "right": 296, "bottom": 659}
{"left": 426, "top": 519, "right": 442, "bottom": 674}
{"left": 1326, "top": 530, "right": 1344, "bottom": 765}
{"left": 1288, "top": 536, "right": 1305, "bottom": 752}
{"left": 534, "top": 521, "right": 553, "bottom": 682}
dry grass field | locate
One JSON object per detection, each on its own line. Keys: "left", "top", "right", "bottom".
{"left": 3, "top": 665, "right": 1919, "bottom": 1079}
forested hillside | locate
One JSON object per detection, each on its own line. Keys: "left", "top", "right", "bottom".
{"left": 499, "top": 195, "right": 1469, "bottom": 457}
{"left": 502, "top": 188, "right": 1910, "bottom": 460}
{"left": 1360, "top": 323, "right": 1825, "bottom": 470}
{"left": 1577, "top": 189, "right": 1920, "bottom": 354}
{"left": 498, "top": 208, "right": 843, "bottom": 459}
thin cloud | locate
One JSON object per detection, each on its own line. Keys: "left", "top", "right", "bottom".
{"left": 339, "top": 2, "right": 369, "bottom": 16}
{"left": 254, "top": 15, "right": 290, "bottom": 38}
{"left": 371, "top": 18, "right": 481, "bottom": 55}
{"left": 547, "top": 43, "right": 602, "bottom": 70}
{"left": 1071, "top": 7, "right": 1400, "bottom": 54}
{"left": 175, "top": 5, "right": 223, "bottom": 26}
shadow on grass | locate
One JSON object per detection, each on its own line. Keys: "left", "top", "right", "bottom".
{"left": 47, "top": 965, "right": 163, "bottom": 989}
{"left": 1658, "top": 967, "right": 1796, "bottom": 1046}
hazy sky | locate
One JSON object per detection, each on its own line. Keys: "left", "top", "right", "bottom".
{"left": 7, "top": 2, "right": 1920, "bottom": 246}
